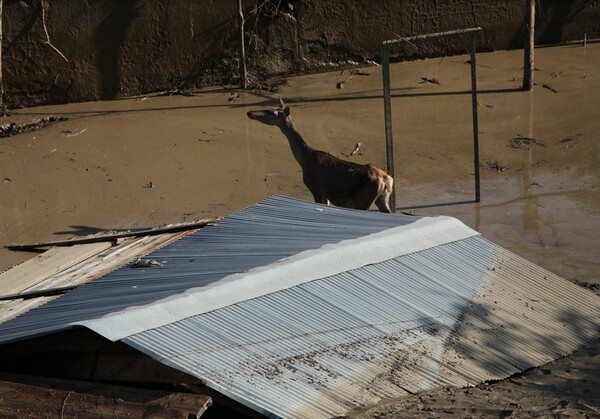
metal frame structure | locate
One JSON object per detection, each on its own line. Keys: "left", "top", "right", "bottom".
{"left": 382, "top": 27, "right": 482, "bottom": 211}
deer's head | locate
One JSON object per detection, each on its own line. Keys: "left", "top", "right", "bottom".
{"left": 247, "top": 98, "right": 291, "bottom": 127}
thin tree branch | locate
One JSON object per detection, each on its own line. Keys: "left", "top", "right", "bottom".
{"left": 41, "top": 0, "right": 69, "bottom": 63}
{"left": 238, "top": 0, "right": 248, "bottom": 88}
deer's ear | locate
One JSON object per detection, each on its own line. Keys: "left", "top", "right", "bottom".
{"left": 283, "top": 106, "right": 290, "bottom": 117}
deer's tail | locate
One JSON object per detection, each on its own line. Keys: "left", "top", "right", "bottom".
{"left": 370, "top": 165, "right": 394, "bottom": 197}
{"left": 383, "top": 174, "right": 394, "bottom": 193}
{"left": 375, "top": 173, "right": 394, "bottom": 197}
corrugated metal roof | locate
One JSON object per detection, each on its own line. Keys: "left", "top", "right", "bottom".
{"left": 0, "top": 196, "right": 416, "bottom": 344}
{"left": 81, "top": 214, "right": 477, "bottom": 341}
{"left": 0, "top": 195, "right": 598, "bottom": 418}
{"left": 121, "top": 234, "right": 599, "bottom": 418}
{"left": 0, "top": 231, "right": 190, "bottom": 324}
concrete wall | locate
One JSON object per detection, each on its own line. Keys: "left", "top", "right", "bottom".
{"left": 3, "top": 0, "right": 599, "bottom": 107}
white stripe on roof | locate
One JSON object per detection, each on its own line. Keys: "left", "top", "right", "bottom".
{"left": 78, "top": 216, "right": 479, "bottom": 341}
{"left": 123, "top": 236, "right": 600, "bottom": 419}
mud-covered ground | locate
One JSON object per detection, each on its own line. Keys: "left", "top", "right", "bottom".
{"left": 1, "top": 44, "right": 599, "bottom": 417}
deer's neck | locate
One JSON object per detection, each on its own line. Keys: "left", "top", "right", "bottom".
{"left": 279, "top": 119, "right": 312, "bottom": 167}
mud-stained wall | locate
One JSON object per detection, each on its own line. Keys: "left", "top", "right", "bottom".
{"left": 3, "top": 0, "right": 599, "bottom": 107}
{"left": 296, "top": 1, "right": 521, "bottom": 62}
{"left": 4, "top": 0, "right": 248, "bottom": 106}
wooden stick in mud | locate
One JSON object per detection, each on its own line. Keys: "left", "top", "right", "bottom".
{"left": 237, "top": 0, "right": 248, "bottom": 88}
{"left": 6, "top": 219, "right": 218, "bottom": 250}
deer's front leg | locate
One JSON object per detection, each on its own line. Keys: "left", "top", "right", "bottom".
{"left": 309, "top": 189, "right": 329, "bottom": 206}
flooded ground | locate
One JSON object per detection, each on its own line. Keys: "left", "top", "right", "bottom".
{"left": 0, "top": 43, "right": 599, "bottom": 416}
{"left": 401, "top": 170, "right": 600, "bottom": 286}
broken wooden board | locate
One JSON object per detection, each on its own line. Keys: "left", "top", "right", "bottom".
{"left": 0, "top": 242, "right": 112, "bottom": 295}
{"left": 0, "top": 373, "right": 212, "bottom": 418}
{"left": 0, "top": 231, "right": 191, "bottom": 324}
{"left": 0, "top": 329, "right": 212, "bottom": 388}
{"left": 5, "top": 219, "right": 219, "bottom": 250}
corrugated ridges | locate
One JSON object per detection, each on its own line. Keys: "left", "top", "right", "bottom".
{"left": 125, "top": 235, "right": 600, "bottom": 418}
{"left": 0, "top": 196, "right": 416, "bottom": 344}
{"left": 2, "top": 195, "right": 598, "bottom": 419}
{"left": 124, "top": 236, "right": 497, "bottom": 417}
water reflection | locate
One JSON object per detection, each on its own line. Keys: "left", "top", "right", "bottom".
{"left": 397, "top": 171, "right": 600, "bottom": 283}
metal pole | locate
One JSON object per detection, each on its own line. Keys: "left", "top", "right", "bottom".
{"left": 523, "top": 0, "right": 535, "bottom": 91}
{"left": 383, "top": 27, "right": 482, "bottom": 46}
{"left": 0, "top": 0, "right": 4, "bottom": 115}
{"left": 381, "top": 47, "right": 396, "bottom": 212}
{"left": 470, "top": 34, "right": 481, "bottom": 203}
{"left": 382, "top": 27, "right": 482, "bottom": 208}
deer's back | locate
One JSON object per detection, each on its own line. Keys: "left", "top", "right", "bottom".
{"left": 304, "top": 150, "right": 385, "bottom": 208}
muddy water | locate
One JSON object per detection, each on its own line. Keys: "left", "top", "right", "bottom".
{"left": 400, "top": 170, "right": 600, "bottom": 284}
{"left": 335, "top": 44, "right": 599, "bottom": 285}
{"left": 1, "top": 44, "right": 599, "bottom": 289}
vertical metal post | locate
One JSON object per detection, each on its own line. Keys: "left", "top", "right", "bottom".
{"left": 381, "top": 47, "right": 396, "bottom": 212}
{"left": 470, "top": 34, "right": 481, "bottom": 203}
{"left": 0, "top": 0, "right": 4, "bottom": 114}
{"left": 523, "top": 0, "right": 535, "bottom": 91}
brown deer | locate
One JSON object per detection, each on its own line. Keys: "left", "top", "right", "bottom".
{"left": 247, "top": 99, "right": 394, "bottom": 213}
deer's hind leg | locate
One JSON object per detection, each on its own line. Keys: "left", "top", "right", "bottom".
{"left": 374, "top": 189, "right": 392, "bottom": 213}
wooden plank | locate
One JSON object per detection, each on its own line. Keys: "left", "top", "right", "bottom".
{"left": 0, "top": 372, "right": 212, "bottom": 412}
{"left": 0, "top": 336, "right": 214, "bottom": 415}
{"left": 0, "top": 377, "right": 211, "bottom": 418}
{"left": 0, "top": 285, "right": 76, "bottom": 301}
{"left": 0, "top": 232, "right": 190, "bottom": 324}
{"left": 0, "top": 333, "right": 217, "bottom": 417}
{"left": 0, "top": 242, "right": 111, "bottom": 295}
{"left": 0, "top": 328, "right": 208, "bottom": 387}
{"left": 6, "top": 219, "right": 218, "bottom": 250}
